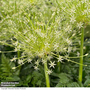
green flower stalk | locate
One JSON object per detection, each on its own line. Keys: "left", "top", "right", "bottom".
{"left": 44, "top": 60, "right": 50, "bottom": 87}
{"left": 79, "top": 27, "right": 84, "bottom": 83}
{"left": 57, "top": 62, "right": 60, "bottom": 73}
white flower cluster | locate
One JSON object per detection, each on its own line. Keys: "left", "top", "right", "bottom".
{"left": 59, "top": 0, "right": 90, "bottom": 27}
{"left": 0, "top": 0, "right": 89, "bottom": 74}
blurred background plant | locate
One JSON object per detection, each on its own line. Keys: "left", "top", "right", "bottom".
{"left": 56, "top": 0, "right": 90, "bottom": 83}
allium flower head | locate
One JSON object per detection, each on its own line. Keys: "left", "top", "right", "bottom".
{"left": 0, "top": 0, "right": 87, "bottom": 73}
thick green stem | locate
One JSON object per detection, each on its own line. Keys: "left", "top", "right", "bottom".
{"left": 57, "top": 62, "right": 60, "bottom": 73}
{"left": 44, "top": 61, "right": 50, "bottom": 87}
{"left": 79, "top": 28, "right": 84, "bottom": 83}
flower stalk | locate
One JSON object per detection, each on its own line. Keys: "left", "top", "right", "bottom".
{"left": 17, "top": 51, "right": 21, "bottom": 74}
{"left": 57, "top": 62, "right": 60, "bottom": 73}
{"left": 44, "top": 60, "right": 50, "bottom": 87}
{"left": 78, "top": 27, "right": 84, "bottom": 83}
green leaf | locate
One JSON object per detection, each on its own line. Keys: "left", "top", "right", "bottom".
{"left": 6, "top": 77, "right": 14, "bottom": 81}
{"left": 84, "top": 79, "right": 90, "bottom": 87}
{"left": 14, "top": 70, "right": 20, "bottom": 76}
{"left": 1, "top": 54, "right": 11, "bottom": 72}
{"left": 26, "top": 75, "right": 32, "bottom": 83}
{"left": 56, "top": 81, "right": 67, "bottom": 87}
{"left": 67, "top": 82, "right": 80, "bottom": 87}
{"left": 0, "top": 54, "right": 20, "bottom": 82}
{"left": 12, "top": 76, "right": 20, "bottom": 81}
{"left": 36, "top": 80, "right": 42, "bottom": 86}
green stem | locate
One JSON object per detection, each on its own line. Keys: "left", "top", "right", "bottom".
{"left": 57, "top": 62, "right": 60, "bottom": 73}
{"left": 44, "top": 61, "right": 50, "bottom": 87}
{"left": 79, "top": 27, "right": 84, "bottom": 83}
{"left": 17, "top": 51, "right": 20, "bottom": 58}
{"left": 14, "top": 0, "right": 17, "bottom": 14}
{"left": 17, "top": 51, "right": 21, "bottom": 74}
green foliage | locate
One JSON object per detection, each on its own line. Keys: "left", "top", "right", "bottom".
{"left": 51, "top": 72, "right": 82, "bottom": 87}
{"left": 84, "top": 79, "right": 90, "bottom": 87}
{"left": 85, "top": 25, "right": 90, "bottom": 38}
{"left": 0, "top": 54, "right": 20, "bottom": 82}
{"left": 31, "top": 71, "right": 45, "bottom": 86}
{"left": 15, "top": 62, "right": 46, "bottom": 87}
{"left": 55, "top": 73, "right": 72, "bottom": 87}
{"left": 67, "top": 82, "right": 80, "bottom": 87}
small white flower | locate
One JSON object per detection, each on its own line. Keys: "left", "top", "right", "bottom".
{"left": 73, "top": 47, "right": 77, "bottom": 52}
{"left": 68, "top": 47, "right": 72, "bottom": 53}
{"left": 62, "top": 7, "right": 66, "bottom": 11}
{"left": 55, "top": 31, "right": 61, "bottom": 36}
{"left": 52, "top": 12, "right": 55, "bottom": 17}
{"left": 54, "top": 43, "right": 59, "bottom": 50}
{"left": 64, "top": 25, "right": 72, "bottom": 32}
{"left": 47, "top": 55, "right": 52, "bottom": 60}
{"left": 45, "top": 43, "right": 50, "bottom": 48}
{"left": 72, "top": 33, "right": 76, "bottom": 36}
{"left": 57, "top": 55, "right": 64, "bottom": 62}
{"left": 70, "top": 16, "right": 76, "bottom": 23}
{"left": 38, "top": 52, "right": 44, "bottom": 57}
{"left": 12, "top": 67, "right": 16, "bottom": 69}
{"left": 77, "top": 22, "right": 83, "bottom": 29}
{"left": 85, "top": 53, "right": 88, "bottom": 56}
{"left": 27, "top": 58, "right": 32, "bottom": 63}
{"left": 83, "top": 46, "right": 86, "bottom": 49}
{"left": 49, "top": 61, "right": 56, "bottom": 68}
{"left": 34, "top": 66, "right": 39, "bottom": 70}
{"left": 66, "top": 38, "right": 72, "bottom": 45}
{"left": 10, "top": 58, "right": 16, "bottom": 62}
{"left": 10, "top": 56, "right": 17, "bottom": 62}
{"left": 18, "top": 59, "right": 24, "bottom": 64}
{"left": 35, "top": 60, "right": 39, "bottom": 65}
{"left": 63, "top": 47, "right": 67, "bottom": 51}
{"left": 77, "top": 52, "right": 80, "bottom": 57}
{"left": 70, "top": 9, "right": 76, "bottom": 14}
{"left": 46, "top": 69, "right": 52, "bottom": 75}
{"left": 14, "top": 41, "right": 18, "bottom": 46}
{"left": 14, "top": 47, "right": 18, "bottom": 51}
{"left": 41, "top": 59, "right": 47, "bottom": 64}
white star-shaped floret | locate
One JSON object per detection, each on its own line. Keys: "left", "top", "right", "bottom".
{"left": 34, "top": 66, "right": 39, "bottom": 70}
{"left": 70, "top": 9, "right": 76, "bottom": 14}
{"left": 41, "top": 59, "right": 47, "bottom": 64}
{"left": 77, "top": 22, "right": 83, "bottom": 29}
{"left": 54, "top": 43, "right": 59, "bottom": 50}
{"left": 57, "top": 55, "right": 64, "bottom": 62}
{"left": 18, "top": 59, "right": 24, "bottom": 64}
{"left": 70, "top": 16, "right": 76, "bottom": 23}
{"left": 45, "top": 43, "right": 50, "bottom": 48}
{"left": 49, "top": 61, "right": 56, "bottom": 68}
{"left": 66, "top": 38, "right": 72, "bottom": 45}
{"left": 35, "top": 60, "right": 39, "bottom": 65}
{"left": 46, "top": 69, "right": 52, "bottom": 75}
{"left": 27, "top": 58, "right": 32, "bottom": 63}
{"left": 77, "top": 52, "right": 80, "bottom": 57}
